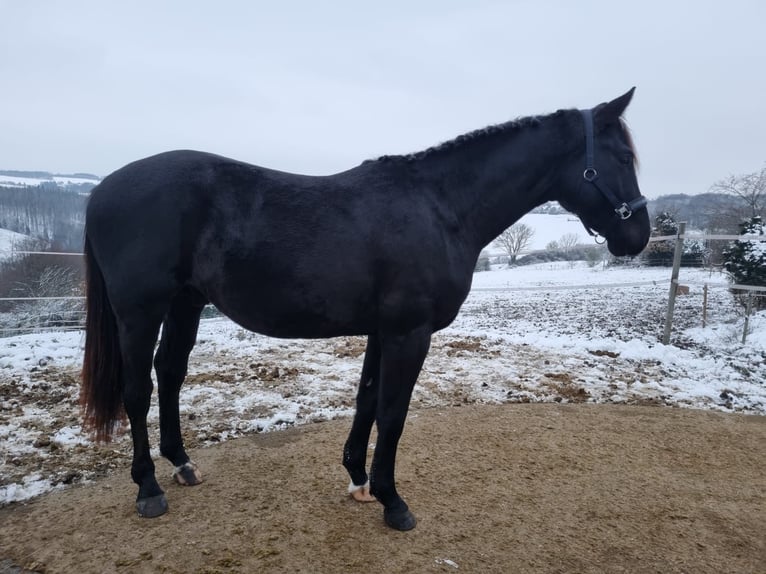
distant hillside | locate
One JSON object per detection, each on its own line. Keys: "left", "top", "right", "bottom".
{"left": 0, "top": 169, "right": 100, "bottom": 179}
{"left": 0, "top": 185, "right": 88, "bottom": 251}
{"left": 0, "top": 171, "right": 101, "bottom": 251}
{"left": 0, "top": 170, "right": 100, "bottom": 194}
{"left": 646, "top": 192, "right": 754, "bottom": 231}
{"left": 531, "top": 202, "right": 567, "bottom": 215}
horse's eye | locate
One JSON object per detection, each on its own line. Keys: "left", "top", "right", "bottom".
{"left": 621, "top": 154, "right": 633, "bottom": 165}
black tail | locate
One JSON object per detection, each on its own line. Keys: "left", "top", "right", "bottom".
{"left": 80, "top": 234, "right": 124, "bottom": 442}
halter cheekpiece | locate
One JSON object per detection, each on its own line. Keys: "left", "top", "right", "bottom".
{"left": 580, "top": 108, "right": 647, "bottom": 223}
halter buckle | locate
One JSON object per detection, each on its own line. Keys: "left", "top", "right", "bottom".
{"left": 615, "top": 203, "right": 632, "bottom": 220}
{"left": 583, "top": 168, "right": 598, "bottom": 182}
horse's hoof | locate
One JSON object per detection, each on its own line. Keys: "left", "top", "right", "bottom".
{"left": 173, "top": 462, "right": 203, "bottom": 486}
{"left": 348, "top": 480, "right": 376, "bottom": 503}
{"left": 384, "top": 508, "right": 417, "bottom": 531}
{"left": 351, "top": 487, "right": 376, "bottom": 503}
{"left": 136, "top": 493, "right": 168, "bottom": 518}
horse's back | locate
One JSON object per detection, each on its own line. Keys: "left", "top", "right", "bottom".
{"left": 85, "top": 151, "right": 376, "bottom": 332}
{"left": 88, "top": 150, "right": 274, "bottom": 210}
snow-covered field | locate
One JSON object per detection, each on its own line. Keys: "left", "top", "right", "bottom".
{"left": 0, "top": 174, "right": 100, "bottom": 188}
{"left": 0, "top": 228, "right": 30, "bottom": 259}
{"left": 1, "top": 262, "right": 764, "bottom": 504}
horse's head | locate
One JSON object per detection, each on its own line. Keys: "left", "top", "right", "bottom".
{"left": 556, "top": 88, "right": 650, "bottom": 257}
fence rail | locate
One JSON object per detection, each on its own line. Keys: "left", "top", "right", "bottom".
{"left": 472, "top": 279, "right": 669, "bottom": 292}
{"left": 0, "top": 296, "right": 86, "bottom": 301}
{"left": 4, "top": 251, "right": 84, "bottom": 256}
{"left": 649, "top": 233, "right": 766, "bottom": 242}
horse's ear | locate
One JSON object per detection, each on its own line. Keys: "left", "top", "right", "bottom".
{"left": 595, "top": 87, "right": 635, "bottom": 127}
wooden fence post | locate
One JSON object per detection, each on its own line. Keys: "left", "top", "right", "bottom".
{"left": 662, "top": 222, "right": 686, "bottom": 345}
{"left": 742, "top": 294, "right": 753, "bottom": 344}
{"left": 702, "top": 284, "right": 708, "bottom": 328}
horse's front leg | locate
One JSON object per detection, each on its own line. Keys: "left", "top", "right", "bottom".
{"left": 370, "top": 325, "right": 431, "bottom": 531}
{"left": 343, "top": 334, "right": 380, "bottom": 502}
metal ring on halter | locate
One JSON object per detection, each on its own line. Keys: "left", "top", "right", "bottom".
{"left": 594, "top": 234, "right": 607, "bottom": 245}
{"left": 583, "top": 168, "right": 598, "bottom": 182}
{"left": 615, "top": 203, "right": 632, "bottom": 220}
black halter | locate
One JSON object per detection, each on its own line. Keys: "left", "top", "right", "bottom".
{"left": 580, "top": 109, "right": 647, "bottom": 237}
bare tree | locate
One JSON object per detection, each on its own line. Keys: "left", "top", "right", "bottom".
{"left": 495, "top": 223, "right": 535, "bottom": 264}
{"left": 558, "top": 233, "right": 579, "bottom": 254}
{"left": 710, "top": 165, "right": 766, "bottom": 220}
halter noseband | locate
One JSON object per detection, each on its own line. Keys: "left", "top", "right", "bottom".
{"left": 580, "top": 109, "right": 647, "bottom": 235}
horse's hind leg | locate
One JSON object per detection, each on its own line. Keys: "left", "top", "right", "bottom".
{"left": 118, "top": 313, "right": 166, "bottom": 517}
{"left": 342, "top": 334, "right": 380, "bottom": 503}
{"left": 154, "top": 290, "right": 206, "bottom": 487}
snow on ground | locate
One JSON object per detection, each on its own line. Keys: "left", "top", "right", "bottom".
{"left": 1, "top": 262, "right": 764, "bottom": 504}
{"left": 0, "top": 175, "right": 49, "bottom": 187}
{"left": 0, "top": 174, "right": 99, "bottom": 188}
{"left": 51, "top": 176, "right": 100, "bottom": 186}
{"left": 0, "top": 228, "right": 31, "bottom": 260}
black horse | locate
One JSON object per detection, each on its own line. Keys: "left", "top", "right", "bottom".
{"left": 81, "top": 89, "right": 649, "bottom": 530}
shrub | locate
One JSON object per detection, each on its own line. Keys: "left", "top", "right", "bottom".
{"left": 643, "top": 212, "right": 708, "bottom": 267}
{"left": 474, "top": 250, "right": 491, "bottom": 272}
{"left": 723, "top": 216, "right": 766, "bottom": 310}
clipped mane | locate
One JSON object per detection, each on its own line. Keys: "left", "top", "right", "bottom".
{"left": 366, "top": 111, "right": 568, "bottom": 164}
{"left": 367, "top": 110, "right": 638, "bottom": 169}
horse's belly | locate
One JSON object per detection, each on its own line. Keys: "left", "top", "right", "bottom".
{"left": 220, "top": 309, "right": 372, "bottom": 339}
{"left": 207, "top": 283, "right": 376, "bottom": 339}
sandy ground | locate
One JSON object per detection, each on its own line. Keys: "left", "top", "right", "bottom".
{"left": 1, "top": 403, "right": 764, "bottom": 574}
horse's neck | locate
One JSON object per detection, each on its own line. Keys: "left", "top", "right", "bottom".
{"left": 421, "top": 120, "right": 571, "bottom": 251}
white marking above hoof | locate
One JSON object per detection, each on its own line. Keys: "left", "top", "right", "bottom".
{"left": 173, "top": 461, "right": 203, "bottom": 486}
{"left": 348, "top": 480, "right": 376, "bottom": 503}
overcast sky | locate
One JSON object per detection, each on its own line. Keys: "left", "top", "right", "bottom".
{"left": 1, "top": 0, "right": 764, "bottom": 198}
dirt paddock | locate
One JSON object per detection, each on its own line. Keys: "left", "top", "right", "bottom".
{"left": 1, "top": 404, "right": 764, "bottom": 574}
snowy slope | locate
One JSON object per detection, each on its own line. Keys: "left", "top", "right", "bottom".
{"left": 0, "top": 228, "right": 31, "bottom": 259}
{"left": 0, "top": 173, "right": 100, "bottom": 189}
